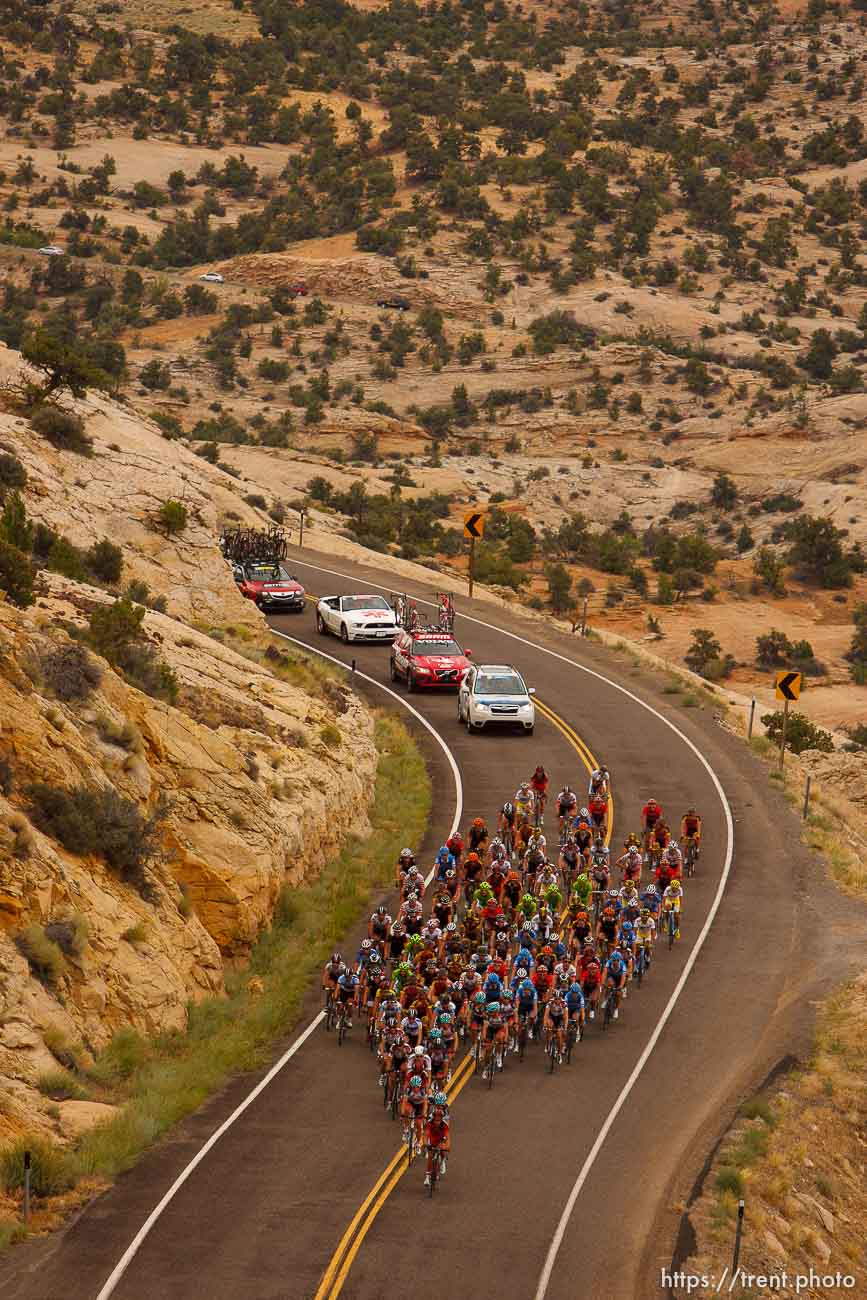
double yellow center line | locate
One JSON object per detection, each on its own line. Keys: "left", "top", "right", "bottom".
{"left": 313, "top": 697, "right": 611, "bottom": 1300}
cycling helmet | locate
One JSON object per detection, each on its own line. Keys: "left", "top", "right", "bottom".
{"left": 369, "top": 951, "right": 381, "bottom": 965}
{"left": 445, "top": 868, "right": 456, "bottom": 880}
{"left": 495, "top": 930, "right": 508, "bottom": 943}
{"left": 445, "top": 921, "right": 457, "bottom": 933}
{"left": 503, "top": 801, "right": 514, "bottom": 814}
{"left": 433, "top": 1091, "right": 448, "bottom": 1107}
{"left": 669, "top": 878, "right": 682, "bottom": 892}
{"left": 688, "top": 806, "right": 697, "bottom": 815}
{"left": 412, "top": 1044, "right": 426, "bottom": 1056}
{"left": 485, "top": 1001, "right": 500, "bottom": 1014}
{"left": 391, "top": 920, "right": 404, "bottom": 935}
{"left": 330, "top": 952, "right": 342, "bottom": 963}
{"left": 562, "top": 784, "right": 572, "bottom": 795}
{"left": 640, "top": 907, "right": 650, "bottom": 918}
{"left": 568, "top": 980, "right": 582, "bottom": 993}
{"left": 399, "top": 848, "right": 414, "bottom": 860}
{"left": 501, "top": 988, "right": 513, "bottom": 1002}
{"left": 472, "top": 817, "right": 485, "bottom": 828}
{"left": 376, "top": 904, "right": 387, "bottom": 914}
{"left": 429, "top": 1028, "right": 442, "bottom": 1042}
{"left": 409, "top": 1074, "right": 423, "bottom": 1089}
{"left": 439, "top": 1012, "right": 453, "bottom": 1025}
{"left": 360, "top": 939, "right": 372, "bottom": 951}
{"left": 473, "top": 991, "right": 486, "bottom": 1006}
{"left": 516, "top": 967, "right": 528, "bottom": 979}
{"left": 579, "top": 807, "right": 589, "bottom": 820}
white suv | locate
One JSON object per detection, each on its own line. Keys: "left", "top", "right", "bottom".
{"left": 458, "top": 663, "right": 535, "bottom": 734}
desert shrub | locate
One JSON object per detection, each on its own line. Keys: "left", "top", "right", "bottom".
{"left": 15, "top": 924, "right": 67, "bottom": 985}
{"left": 117, "top": 641, "right": 179, "bottom": 704}
{"left": 36, "top": 1071, "right": 88, "bottom": 1101}
{"left": 0, "top": 538, "right": 34, "bottom": 608}
{"left": 159, "top": 499, "right": 188, "bottom": 534}
{"left": 88, "top": 596, "right": 145, "bottom": 659}
{"left": 25, "top": 783, "right": 166, "bottom": 893}
{"left": 30, "top": 406, "right": 93, "bottom": 456}
{"left": 86, "top": 538, "right": 124, "bottom": 584}
{"left": 89, "top": 1026, "right": 149, "bottom": 1083}
{"left": 97, "top": 716, "right": 144, "bottom": 752}
{"left": 0, "top": 452, "right": 27, "bottom": 488}
{"left": 685, "top": 628, "right": 734, "bottom": 680}
{"left": 319, "top": 723, "right": 342, "bottom": 748}
{"left": 40, "top": 642, "right": 102, "bottom": 701}
{"left": 760, "top": 711, "right": 834, "bottom": 755}
{"left": 0, "top": 1136, "right": 75, "bottom": 1197}
{"left": 43, "top": 914, "right": 88, "bottom": 957}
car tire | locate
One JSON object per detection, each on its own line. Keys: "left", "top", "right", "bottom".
{"left": 316, "top": 612, "right": 327, "bottom": 635}
{"left": 340, "top": 623, "right": 350, "bottom": 644}
{"left": 524, "top": 726, "right": 535, "bottom": 736}
{"left": 407, "top": 670, "right": 416, "bottom": 693}
{"left": 467, "top": 714, "right": 476, "bottom": 734}
{"left": 389, "top": 658, "right": 398, "bottom": 682}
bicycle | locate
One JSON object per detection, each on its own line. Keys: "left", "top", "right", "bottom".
{"left": 565, "top": 1018, "right": 580, "bottom": 1064}
{"left": 664, "top": 903, "right": 678, "bottom": 950}
{"left": 633, "top": 942, "right": 648, "bottom": 987}
{"left": 324, "top": 987, "right": 337, "bottom": 1032}
{"left": 426, "top": 1146, "right": 445, "bottom": 1197}
{"left": 516, "top": 1012, "right": 531, "bottom": 1061}
{"left": 336, "top": 1000, "right": 351, "bottom": 1046}
{"left": 545, "top": 1029, "right": 563, "bottom": 1074}
{"left": 683, "top": 836, "right": 698, "bottom": 878}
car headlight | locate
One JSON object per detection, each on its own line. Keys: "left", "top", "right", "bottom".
{"left": 475, "top": 701, "right": 489, "bottom": 710}
{"left": 414, "top": 666, "right": 431, "bottom": 674}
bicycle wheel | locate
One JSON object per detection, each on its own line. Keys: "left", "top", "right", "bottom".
{"left": 486, "top": 1052, "right": 495, "bottom": 1090}
{"left": 566, "top": 1025, "right": 576, "bottom": 1065}
{"left": 547, "top": 1037, "right": 556, "bottom": 1073}
{"left": 602, "top": 996, "right": 612, "bottom": 1031}
{"left": 337, "top": 1010, "right": 346, "bottom": 1045}
{"left": 668, "top": 911, "right": 675, "bottom": 950}
{"left": 518, "top": 1021, "right": 527, "bottom": 1062}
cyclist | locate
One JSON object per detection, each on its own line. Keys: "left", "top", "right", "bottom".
{"left": 603, "top": 946, "right": 628, "bottom": 1020}
{"left": 482, "top": 999, "right": 507, "bottom": 1074}
{"left": 588, "top": 788, "right": 609, "bottom": 835}
{"left": 570, "top": 907, "right": 593, "bottom": 953}
{"left": 596, "top": 902, "right": 619, "bottom": 961}
{"left": 462, "top": 851, "right": 484, "bottom": 904}
{"left": 616, "top": 843, "right": 643, "bottom": 886}
{"left": 573, "top": 815, "right": 594, "bottom": 859}
{"left": 557, "top": 785, "right": 578, "bottom": 837}
{"left": 432, "top": 846, "right": 453, "bottom": 883}
{"left": 498, "top": 800, "right": 517, "bottom": 849}
{"left": 579, "top": 943, "right": 602, "bottom": 1019}
{"left": 514, "top": 970, "right": 538, "bottom": 1042}
{"left": 368, "top": 904, "right": 392, "bottom": 944}
{"left": 641, "top": 796, "right": 663, "bottom": 846}
{"left": 680, "top": 807, "right": 702, "bottom": 862}
{"left": 655, "top": 843, "right": 683, "bottom": 895}
{"left": 388, "top": 920, "right": 408, "bottom": 965}
{"left": 446, "top": 829, "right": 464, "bottom": 868}
{"left": 396, "top": 847, "right": 416, "bottom": 888}
{"left": 401, "top": 1072, "right": 429, "bottom": 1152}
{"left": 431, "top": 887, "right": 453, "bottom": 930}
{"left": 634, "top": 906, "right": 656, "bottom": 972}
{"left": 662, "top": 876, "right": 684, "bottom": 939}
{"left": 565, "top": 979, "right": 586, "bottom": 1038}
{"left": 335, "top": 965, "right": 360, "bottom": 1027}
{"left": 530, "top": 765, "right": 549, "bottom": 823}
{"left": 589, "top": 764, "right": 610, "bottom": 798}
{"left": 322, "top": 952, "right": 345, "bottom": 1005}
{"left": 543, "top": 989, "right": 568, "bottom": 1062}
{"left": 467, "top": 817, "right": 489, "bottom": 855}
{"left": 515, "top": 781, "right": 535, "bottom": 823}
{"left": 401, "top": 864, "right": 426, "bottom": 902}
{"left": 424, "top": 1092, "right": 451, "bottom": 1188}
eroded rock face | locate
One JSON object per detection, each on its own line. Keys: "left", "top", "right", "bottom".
{"left": 0, "top": 582, "right": 376, "bottom": 1137}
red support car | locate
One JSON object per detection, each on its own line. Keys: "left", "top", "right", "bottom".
{"left": 389, "top": 628, "right": 472, "bottom": 691}
{"left": 233, "top": 560, "right": 306, "bottom": 612}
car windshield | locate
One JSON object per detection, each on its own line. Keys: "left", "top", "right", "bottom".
{"left": 247, "top": 564, "right": 290, "bottom": 581}
{"left": 475, "top": 674, "right": 525, "bottom": 696}
{"left": 413, "top": 639, "right": 462, "bottom": 655}
{"left": 343, "top": 596, "right": 390, "bottom": 612}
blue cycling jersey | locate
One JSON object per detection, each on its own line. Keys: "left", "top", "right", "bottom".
{"left": 565, "top": 990, "right": 585, "bottom": 1011}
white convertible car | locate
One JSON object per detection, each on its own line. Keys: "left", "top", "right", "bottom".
{"left": 315, "top": 593, "right": 398, "bottom": 643}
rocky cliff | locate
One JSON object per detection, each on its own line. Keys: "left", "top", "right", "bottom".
{"left": 0, "top": 353, "right": 379, "bottom": 1141}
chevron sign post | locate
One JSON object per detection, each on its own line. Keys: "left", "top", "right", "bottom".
{"left": 463, "top": 510, "right": 486, "bottom": 598}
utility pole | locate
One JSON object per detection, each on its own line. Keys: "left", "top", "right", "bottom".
{"left": 778, "top": 696, "right": 789, "bottom": 771}
{"left": 299, "top": 506, "right": 306, "bottom": 549}
{"left": 468, "top": 535, "right": 475, "bottom": 599}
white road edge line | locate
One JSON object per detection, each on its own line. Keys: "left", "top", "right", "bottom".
{"left": 95, "top": 632, "right": 463, "bottom": 1300}
{"left": 285, "top": 557, "right": 736, "bottom": 1300}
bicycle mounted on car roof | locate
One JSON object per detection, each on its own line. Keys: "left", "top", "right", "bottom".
{"left": 220, "top": 524, "right": 287, "bottom": 564}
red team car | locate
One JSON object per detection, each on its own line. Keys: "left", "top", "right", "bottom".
{"left": 390, "top": 628, "right": 472, "bottom": 691}
{"left": 233, "top": 560, "right": 306, "bottom": 612}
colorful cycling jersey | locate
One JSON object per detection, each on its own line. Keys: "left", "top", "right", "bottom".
{"left": 635, "top": 921, "right": 655, "bottom": 943}
{"left": 516, "top": 980, "right": 537, "bottom": 1006}
{"left": 405, "top": 1084, "right": 427, "bottom": 1109}
{"left": 338, "top": 971, "right": 359, "bottom": 992}
{"left": 565, "top": 987, "right": 585, "bottom": 1013}
{"left": 426, "top": 1118, "right": 449, "bottom": 1147}
{"left": 606, "top": 955, "right": 627, "bottom": 980}
{"left": 663, "top": 886, "right": 682, "bottom": 911}
{"left": 547, "top": 1000, "right": 566, "bottom": 1022}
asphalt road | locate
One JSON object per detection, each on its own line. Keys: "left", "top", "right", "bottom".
{"left": 3, "top": 548, "right": 857, "bottom": 1300}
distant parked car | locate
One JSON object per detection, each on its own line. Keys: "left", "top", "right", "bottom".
{"left": 200, "top": 271, "right": 225, "bottom": 284}
{"left": 288, "top": 282, "right": 308, "bottom": 296}
{"left": 376, "top": 295, "right": 410, "bottom": 311}
{"left": 37, "top": 245, "right": 64, "bottom": 257}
